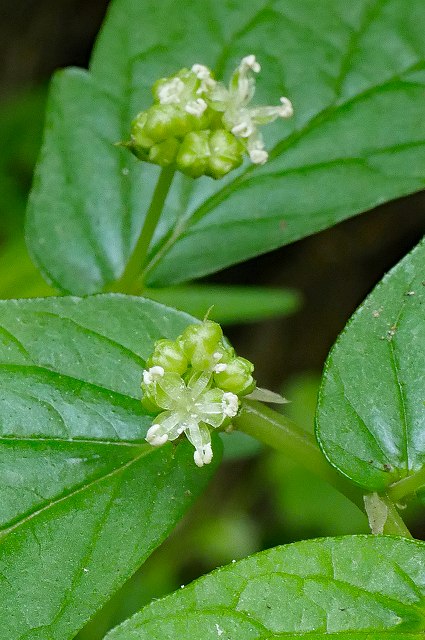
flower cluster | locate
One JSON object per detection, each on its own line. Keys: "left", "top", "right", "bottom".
{"left": 126, "top": 55, "right": 293, "bottom": 179}
{"left": 142, "top": 320, "right": 255, "bottom": 467}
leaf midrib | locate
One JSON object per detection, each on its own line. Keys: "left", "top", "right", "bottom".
{"left": 0, "top": 443, "right": 152, "bottom": 539}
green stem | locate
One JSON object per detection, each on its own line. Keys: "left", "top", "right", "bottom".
{"left": 234, "top": 400, "right": 364, "bottom": 512}
{"left": 387, "top": 467, "right": 425, "bottom": 502}
{"left": 110, "top": 166, "right": 175, "bottom": 294}
{"left": 381, "top": 494, "right": 413, "bottom": 537}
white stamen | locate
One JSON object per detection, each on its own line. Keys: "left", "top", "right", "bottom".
{"left": 185, "top": 98, "right": 207, "bottom": 116}
{"left": 240, "top": 55, "right": 261, "bottom": 73}
{"left": 213, "top": 351, "right": 222, "bottom": 360}
{"left": 214, "top": 363, "right": 227, "bottom": 373}
{"left": 231, "top": 120, "right": 254, "bottom": 137}
{"left": 222, "top": 392, "right": 239, "bottom": 417}
{"left": 143, "top": 365, "right": 165, "bottom": 385}
{"left": 191, "top": 64, "right": 211, "bottom": 79}
{"left": 279, "top": 96, "right": 294, "bottom": 118}
{"left": 191, "top": 64, "right": 216, "bottom": 94}
{"left": 250, "top": 149, "right": 268, "bottom": 164}
{"left": 157, "top": 77, "right": 185, "bottom": 104}
{"left": 146, "top": 424, "right": 169, "bottom": 446}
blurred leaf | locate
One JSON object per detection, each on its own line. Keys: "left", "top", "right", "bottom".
{"left": 105, "top": 536, "right": 425, "bottom": 639}
{"left": 145, "top": 284, "right": 300, "bottom": 325}
{"left": 0, "top": 87, "right": 46, "bottom": 236}
{"left": 0, "top": 237, "right": 55, "bottom": 299}
{"left": 27, "top": 0, "right": 425, "bottom": 294}
{"left": 316, "top": 237, "right": 425, "bottom": 491}
{"left": 0, "top": 295, "right": 219, "bottom": 639}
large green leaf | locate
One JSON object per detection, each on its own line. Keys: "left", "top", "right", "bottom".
{"left": 27, "top": 0, "right": 425, "bottom": 294}
{"left": 104, "top": 536, "right": 425, "bottom": 639}
{"left": 316, "top": 238, "right": 425, "bottom": 492}
{"left": 0, "top": 295, "right": 219, "bottom": 640}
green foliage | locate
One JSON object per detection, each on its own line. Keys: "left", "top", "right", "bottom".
{"left": 104, "top": 536, "right": 425, "bottom": 639}
{"left": 1, "top": 0, "right": 424, "bottom": 638}
{"left": 26, "top": 0, "right": 425, "bottom": 294}
{"left": 0, "top": 296, "right": 219, "bottom": 639}
{"left": 316, "top": 238, "right": 425, "bottom": 491}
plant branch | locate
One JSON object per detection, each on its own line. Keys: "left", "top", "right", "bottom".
{"left": 234, "top": 400, "right": 365, "bottom": 512}
{"left": 109, "top": 165, "right": 175, "bottom": 294}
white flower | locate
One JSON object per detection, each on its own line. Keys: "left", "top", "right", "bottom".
{"left": 145, "top": 371, "right": 240, "bottom": 467}
{"left": 209, "top": 54, "right": 293, "bottom": 165}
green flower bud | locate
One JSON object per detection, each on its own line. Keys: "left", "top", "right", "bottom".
{"left": 131, "top": 111, "right": 155, "bottom": 150}
{"left": 207, "top": 129, "right": 244, "bottom": 179}
{"left": 176, "top": 131, "right": 210, "bottom": 178}
{"left": 149, "top": 137, "right": 180, "bottom": 167}
{"left": 144, "top": 105, "right": 189, "bottom": 142}
{"left": 214, "top": 356, "right": 255, "bottom": 395}
{"left": 146, "top": 339, "right": 188, "bottom": 375}
{"left": 179, "top": 320, "right": 223, "bottom": 370}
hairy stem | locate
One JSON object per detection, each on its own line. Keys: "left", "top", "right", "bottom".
{"left": 110, "top": 166, "right": 175, "bottom": 294}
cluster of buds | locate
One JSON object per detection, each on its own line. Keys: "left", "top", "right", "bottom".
{"left": 126, "top": 55, "right": 293, "bottom": 179}
{"left": 142, "top": 320, "right": 255, "bottom": 467}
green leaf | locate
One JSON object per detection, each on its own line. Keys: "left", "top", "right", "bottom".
{"left": 104, "top": 536, "right": 425, "bottom": 639}
{"left": 316, "top": 238, "right": 425, "bottom": 492}
{"left": 27, "top": 0, "right": 425, "bottom": 294}
{"left": 0, "top": 237, "right": 55, "bottom": 299}
{"left": 145, "top": 284, "right": 300, "bottom": 324}
{"left": 0, "top": 295, "right": 219, "bottom": 639}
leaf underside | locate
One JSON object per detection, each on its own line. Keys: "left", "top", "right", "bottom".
{"left": 26, "top": 0, "right": 425, "bottom": 294}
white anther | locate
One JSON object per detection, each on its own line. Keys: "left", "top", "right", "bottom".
{"left": 250, "top": 149, "right": 268, "bottom": 164}
{"left": 157, "top": 77, "right": 185, "bottom": 104}
{"left": 194, "top": 450, "right": 204, "bottom": 467}
{"left": 214, "top": 363, "right": 227, "bottom": 373}
{"left": 185, "top": 98, "right": 207, "bottom": 116}
{"left": 278, "top": 96, "right": 294, "bottom": 118}
{"left": 191, "top": 64, "right": 216, "bottom": 94}
{"left": 222, "top": 392, "right": 239, "bottom": 417}
{"left": 231, "top": 120, "right": 254, "bottom": 137}
{"left": 192, "top": 64, "right": 211, "bottom": 79}
{"left": 240, "top": 55, "right": 261, "bottom": 73}
{"left": 143, "top": 365, "right": 165, "bottom": 385}
{"left": 213, "top": 352, "right": 222, "bottom": 360}
{"left": 146, "top": 425, "right": 169, "bottom": 446}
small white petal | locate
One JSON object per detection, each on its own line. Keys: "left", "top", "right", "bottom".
{"left": 194, "top": 450, "right": 204, "bottom": 467}
{"left": 222, "top": 392, "right": 239, "bottom": 417}
{"left": 185, "top": 98, "right": 207, "bottom": 116}
{"left": 203, "top": 443, "right": 213, "bottom": 464}
{"left": 146, "top": 425, "right": 169, "bottom": 446}
{"left": 250, "top": 149, "right": 268, "bottom": 164}
{"left": 279, "top": 96, "right": 294, "bottom": 118}
{"left": 214, "top": 363, "right": 227, "bottom": 373}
